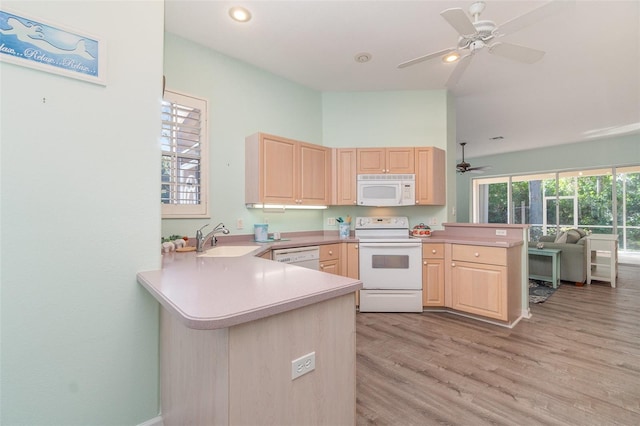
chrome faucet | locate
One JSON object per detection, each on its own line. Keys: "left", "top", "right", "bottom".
{"left": 196, "top": 222, "right": 230, "bottom": 252}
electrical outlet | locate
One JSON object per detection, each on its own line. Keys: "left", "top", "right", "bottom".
{"left": 495, "top": 229, "right": 507, "bottom": 236}
{"left": 263, "top": 218, "right": 269, "bottom": 224}
{"left": 428, "top": 217, "right": 438, "bottom": 226}
{"left": 327, "top": 217, "right": 336, "bottom": 226}
{"left": 291, "top": 351, "right": 315, "bottom": 380}
{"left": 236, "top": 218, "right": 244, "bottom": 229}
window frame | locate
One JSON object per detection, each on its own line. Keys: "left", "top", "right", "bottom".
{"left": 161, "top": 90, "right": 209, "bottom": 219}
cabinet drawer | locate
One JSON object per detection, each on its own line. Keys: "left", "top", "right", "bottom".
{"left": 422, "top": 243, "right": 445, "bottom": 259}
{"left": 320, "top": 243, "right": 340, "bottom": 261}
{"left": 452, "top": 244, "right": 507, "bottom": 266}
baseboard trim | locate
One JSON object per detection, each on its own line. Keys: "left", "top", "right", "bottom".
{"left": 137, "top": 415, "right": 164, "bottom": 426}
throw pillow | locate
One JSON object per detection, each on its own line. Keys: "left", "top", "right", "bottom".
{"left": 555, "top": 232, "right": 568, "bottom": 243}
{"left": 565, "top": 229, "right": 582, "bottom": 244}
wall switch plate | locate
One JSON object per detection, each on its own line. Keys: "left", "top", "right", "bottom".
{"left": 327, "top": 217, "right": 336, "bottom": 226}
{"left": 495, "top": 229, "right": 507, "bottom": 236}
{"left": 291, "top": 351, "right": 315, "bottom": 380}
{"left": 236, "top": 218, "right": 243, "bottom": 229}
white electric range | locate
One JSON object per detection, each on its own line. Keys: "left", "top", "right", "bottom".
{"left": 355, "top": 216, "right": 423, "bottom": 313}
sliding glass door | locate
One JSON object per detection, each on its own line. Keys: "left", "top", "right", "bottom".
{"left": 473, "top": 165, "right": 639, "bottom": 257}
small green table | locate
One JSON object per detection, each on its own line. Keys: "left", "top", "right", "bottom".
{"left": 528, "top": 247, "right": 562, "bottom": 289}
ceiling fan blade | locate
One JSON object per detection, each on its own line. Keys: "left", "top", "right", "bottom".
{"left": 446, "top": 54, "right": 472, "bottom": 87}
{"left": 489, "top": 42, "right": 545, "bottom": 64}
{"left": 397, "top": 48, "right": 456, "bottom": 69}
{"left": 497, "top": 0, "right": 575, "bottom": 37}
{"left": 440, "top": 8, "right": 477, "bottom": 37}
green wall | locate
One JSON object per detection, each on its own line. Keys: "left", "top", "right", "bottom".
{"left": 321, "top": 90, "right": 454, "bottom": 229}
{"left": 162, "top": 33, "right": 326, "bottom": 238}
{"left": 456, "top": 134, "right": 640, "bottom": 223}
{"left": 1, "top": 1, "right": 163, "bottom": 424}
{"left": 162, "top": 35, "right": 457, "bottom": 237}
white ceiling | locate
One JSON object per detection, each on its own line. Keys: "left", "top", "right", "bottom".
{"left": 165, "top": 0, "right": 640, "bottom": 159}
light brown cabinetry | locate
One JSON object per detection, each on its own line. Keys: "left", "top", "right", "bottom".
{"left": 246, "top": 133, "right": 331, "bottom": 206}
{"left": 357, "top": 147, "right": 415, "bottom": 174}
{"left": 450, "top": 244, "right": 521, "bottom": 322}
{"left": 320, "top": 243, "right": 340, "bottom": 275}
{"left": 422, "top": 243, "right": 445, "bottom": 307}
{"left": 415, "top": 147, "right": 446, "bottom": 205}
{"left": 332, "top": 148, "right": 357, "bottom": 205}
{"left": 342, "top": 242, "right": 360, "bottom": 306}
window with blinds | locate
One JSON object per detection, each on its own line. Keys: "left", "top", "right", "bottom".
{"left": 161, "top": 90, "right": 209, "bottom": 218}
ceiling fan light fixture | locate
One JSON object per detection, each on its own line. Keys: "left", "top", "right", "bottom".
{"left": 442, "top": 51, "right": 461, "bottom": 63}
{"left": 229, "top": 6, "right": 252, "bottom": 23}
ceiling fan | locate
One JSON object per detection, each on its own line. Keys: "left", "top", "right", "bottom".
{"left": 398, "top": 0, "right": 573, "bottom": 87}
{"left": 457, "top": 142, "right": 488, "bottom": 174}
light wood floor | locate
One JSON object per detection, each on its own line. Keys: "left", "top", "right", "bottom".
{"left": 356, "top": 265, "right": 640, "bottom": 425}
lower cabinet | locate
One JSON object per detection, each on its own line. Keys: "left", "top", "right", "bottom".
{"left": 450, "top": 261, "right": 507, "bottom": 321}
{"left": 422, "top": 243, "right": 445, "bottom": 307}
{"left": 342, "top": 242, "right": 359, "bottom": 306}
{"left": 449, "top": 244, "right": 520, "bottom": 322}
{"left": 320, "top": 243, "right": 340, "bottom": 275}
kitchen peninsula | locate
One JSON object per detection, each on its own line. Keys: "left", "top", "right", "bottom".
{"left": 138, "top": 244, "right": 362, "bottom": 425}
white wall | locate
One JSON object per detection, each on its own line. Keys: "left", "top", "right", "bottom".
{"left": 1, "top": 1, "right": 163, "bottom": 423}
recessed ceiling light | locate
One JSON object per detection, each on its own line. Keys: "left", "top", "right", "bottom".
{"left": 442, "top": 51, "right": 460, "bottom": 63}
{"left": 354, "top": 52, "right": 372, "bottom": 63}
{"left": 229, "top": 6, "right": 252, "bottom": 23}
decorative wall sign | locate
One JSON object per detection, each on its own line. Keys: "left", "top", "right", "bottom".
{"left": 0, "top": 9, "right": 106, "bottom": 85}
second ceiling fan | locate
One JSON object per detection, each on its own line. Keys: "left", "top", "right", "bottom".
{"left": 398, "top": 0, "right": 573, "bottom": 87}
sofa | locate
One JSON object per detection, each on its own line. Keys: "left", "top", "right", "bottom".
{"left": 528, "top": 228, "right": 588, "bottom": 284}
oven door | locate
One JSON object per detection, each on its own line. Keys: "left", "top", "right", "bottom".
{"left": 358, "top": 241, "right": 422, "bottom": 290}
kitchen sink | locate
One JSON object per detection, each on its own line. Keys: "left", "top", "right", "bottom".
{"left": 197, "top": 245, "right": 259, "bottom": 257}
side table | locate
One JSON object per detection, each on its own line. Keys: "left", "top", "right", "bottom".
{"left": 528, "top": 247, "right": 562, "bottom": 289}
{"left": 586, "top": 234, "right": 618, "bottom": 287}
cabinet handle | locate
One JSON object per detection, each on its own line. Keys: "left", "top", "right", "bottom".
{"left": 320, "top": 264, "right": 324, "bottom": 269}
{"left": 423, "top": 260, "right": 427, "bottom": 265}
{"left": 432, "top": 249, "right": 437, "bottom": 254}
{"left": 354, "top": 245, "right": 358, "bottom": 249}
{"left": 451, "top": 262, "right": 456, "bottom": 267}
{"left": 474, "top": 252, "right": 480, "bottom": 257}
{"left": 329, "top": 250, "right": 333, "bottom": 255}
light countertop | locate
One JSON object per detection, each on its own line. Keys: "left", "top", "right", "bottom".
{"left": 137, "top": 233, "right": 362, "bottom": 330}
{"left": 138, "top": 227, "right": 525, "bottom": 330}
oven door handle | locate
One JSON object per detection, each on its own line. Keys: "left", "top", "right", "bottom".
{"left": 359, "top": 242, "right": 423, "bottom": 249}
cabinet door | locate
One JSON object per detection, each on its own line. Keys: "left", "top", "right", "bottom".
{"left": 357, "top": 148, "right": 386, "bottom": 174}
{"left": 386, "top": 147, "right": 414, "bottom": 173}
{"left": 262, "top": 136, "right": 297, "bottom": 204}
{"left": 423, "top": 258, "right": 445, "bottom": 307}
{"left": 415, "top": 147, "right": 445, "bottom": 205}
{"left": 344, "top": 243, "right": 359, "bottom": 306}
{"left": 451, "top": 261, "right": 507, "bottom": 321}
{"left": 332, "top": 149, "right": 357, "bottom": 205}
{"left": 299, "top": 142, "right": 331, "bottom": 205}
{"left": 320, "top": 259, "right": 340, "bottom": 275}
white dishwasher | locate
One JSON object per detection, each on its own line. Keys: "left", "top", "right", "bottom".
{"left": 272, "top": 246, "right": 320, "bottom": 270}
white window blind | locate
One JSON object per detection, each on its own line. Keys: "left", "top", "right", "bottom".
{"left": 161, "top": 90, "right": 209, "bottom": 218}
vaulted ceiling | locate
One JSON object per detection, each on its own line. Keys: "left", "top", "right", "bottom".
{"left": 165, "top": 1, "right": 640, "bottom": 159}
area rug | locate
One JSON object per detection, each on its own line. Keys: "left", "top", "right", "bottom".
{"left": 529, "top": 280, "right": 559, "bottom": 304}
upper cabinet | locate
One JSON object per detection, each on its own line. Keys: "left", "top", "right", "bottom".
{"left": 415, "top": 147, "right": 446, "bottom": 205}
{"left": 246, "top": 133, "right": 331, "bottom": 206}
{"left": 356, "top": 148, "right": 415, "bottom": 174}
{"left": 332, "top": 148, "right": 357, "bottom": 205}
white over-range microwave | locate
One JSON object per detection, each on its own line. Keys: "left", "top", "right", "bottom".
{"left": 357, "top": 174, "right": 416, "bottom": 206}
